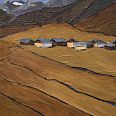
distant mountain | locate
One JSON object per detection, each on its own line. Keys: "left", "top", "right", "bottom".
{"left": 75, "top": 3, "right": 116, "bottom": 36}
{"left": 7, "top": 0, "right": 116, "bottom": 24}
{"left": 1, "top": 0, "right": 116, "bottom": 36}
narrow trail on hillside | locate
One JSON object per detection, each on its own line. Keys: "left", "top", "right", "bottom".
{"left": 8, "top": 55, "right": 116, "bottom": 107}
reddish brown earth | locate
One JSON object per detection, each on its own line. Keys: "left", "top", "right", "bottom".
{"left": 75, "top": 3, "right": 116, "bottom": 36}
{"left": 0, "top": 41, "right": 116, "bottom": 116}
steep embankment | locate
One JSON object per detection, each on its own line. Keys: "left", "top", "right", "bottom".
{"left": 0, "top": 25, "right": 37, "bottom": 38}
{"left": 0, "top": 41, "right": 116, "bottom": 116}
{"left": 75, "top": 3, "right": 116, "bottom": 36}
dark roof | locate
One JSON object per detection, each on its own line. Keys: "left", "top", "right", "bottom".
{"left": 35, "top": 38, "right": 51, "bottom": 43}
{"left": 91, "top": 39, "right": 106, "bottom": 44}
{"left": 51, "top": 38, "right": 66, "bottom": 42}
{"left": 112, "top": 40, "right": 116, "bottom": 44}
{"left": 85, "top": 41, "right": 93, "bottom": 43}
{"left": 67, "top": 39, "right": 77, "bottom": 42}
{"left": 105, "top": 44, "right": 115, "bottom": 47}
{"left": 19, "top": 38, "right": 33, "bottom": 43}
{"left": 74, "top": 42, "right": 88, "bottom": 47}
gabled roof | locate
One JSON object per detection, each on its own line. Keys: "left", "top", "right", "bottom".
{"left": 35, "top": 38, "right": 51, "bottom": 43}
{"left": 51, "top": 38, "right": 66, "bottom": 42}
{"left": 19, "top": 38, "right": 32, "bottom": 43}
{"left": 74, "top": 42, "right": 88, "bottom": 47}
{"left": 112, "top": 40, "right": 116, "bottom": 44}
{"left": 105, "top": 44, "right": 115, "bottom": 47}
{"left": 67, "top": 39, "right": 77, "bottom": 42}
{"left": 85, "top": 41, "right": 93, "bottom": 44}
{"left": 91, "top": 39, "right": 106, "bottom": 44}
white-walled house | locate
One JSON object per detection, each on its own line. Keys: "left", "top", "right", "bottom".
{"left": 104, "top": 44, "right": 116, "bottom": 50}
{"left": 67, "top": 39, "right": 77, "bottom": 48}
{"left": 34, "top": 38, "right": 53, "bottom": 48}
{"left": 19, "top": 38, "right": 34, "bottom": 45}
{"left": 74, "top": 42, "right": 88, "bottom": 51}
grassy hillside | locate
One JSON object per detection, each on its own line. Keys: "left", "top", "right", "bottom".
{"left": 3, "top": 23, "right": 115, "bottom": 41}
{"left": 3, "top": 24, "right": 116, "bottom": 76}
{"left": 75, "top": 3, "right": 116, "bottom": 36}
{"left": 0, "top": 25, "right": 37, "bottom": 38}
{"left": 0, "top": 41, "right": 116, "bottom": 115}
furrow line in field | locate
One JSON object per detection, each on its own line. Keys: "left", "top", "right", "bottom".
{"left": 7, "top": 54, "right": 116, "bottom": 107}
{"left": 0, "top": 74, "right": 89, "bottom": 115}
{"left": 0, "top": 91, "right": 44, "bottom": 116}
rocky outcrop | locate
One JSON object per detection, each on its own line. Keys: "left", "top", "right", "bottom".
{"left": 0, "top": 9, "right": 11, "bottom": 26}
{"left": 47, "top": 0, "right": 75, "bottom": 7}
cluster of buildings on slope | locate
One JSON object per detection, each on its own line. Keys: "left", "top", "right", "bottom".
{"left": 19, "top": 38, "right": 116, "bottom": 51}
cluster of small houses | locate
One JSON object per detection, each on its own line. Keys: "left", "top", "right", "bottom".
{"left": 19, "top": 38, "right": 116, "bottom": 50}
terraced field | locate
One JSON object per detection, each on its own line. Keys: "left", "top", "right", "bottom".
{"left": 0, "top": 23, "right": 116, "bottom": 115}
{"left": 0, "top": 41, "right": 116, "bottom": 116}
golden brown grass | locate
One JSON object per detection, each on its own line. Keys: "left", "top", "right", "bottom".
{"left": 22, "top": 46, "right": 116, "bottom": 76}
{"left": 3, "top": 23, "right": 116, "bottom": 76}
{"left": 3, "top": 23, "right": 116, "bottom": 42}
{"left": 0, "top": 41, "right": 116, "bottom": 116}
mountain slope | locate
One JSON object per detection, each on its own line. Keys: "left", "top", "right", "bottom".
{"left": 0, "top": 9, "right": 11, "bottom": 26}
{"left": 70, "top": 0, "right": 116, "bottom": 25}
{"left": 0, "top": 41, "right": 88, "bottom": 116}
{"left": 47, "top": 0, "right": 75, "bottom": 7}
{"left": 75, "top": 3, "right": 116, "bottom": 36}
{"left": 0, "top": 40, "right": 116, "bottom": 115}
{"left": 3, "top": 23, "right": 116, "bottom": 76}
{"left": 7, "top": 0, "right": 116, "bottom": 27}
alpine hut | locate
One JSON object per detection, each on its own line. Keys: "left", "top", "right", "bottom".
{"left": 85, "top": 41, "right": 94, "bottom": 48}
{"left": 112, "top": 40, "right": 116, "bottom": 46}
{"left": 74, "top": 42, "right": 88, "bottom": 51}
{"left": 19, "top": 38, "right": 34, "bottom": 45}
{"left": 67, "top": 39, "right": 78, "bottom": 48}
{"left": 91, "top": 39, "right": 107, "bottom": 48}
{"left": 34, "top": 38, "right": 53, "bottom": 48}
{"left": 104, "top": 44, "right": 116, "bottom": 50}
{"left": 50, "top": 38, "right": 67, "bottom": 46}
